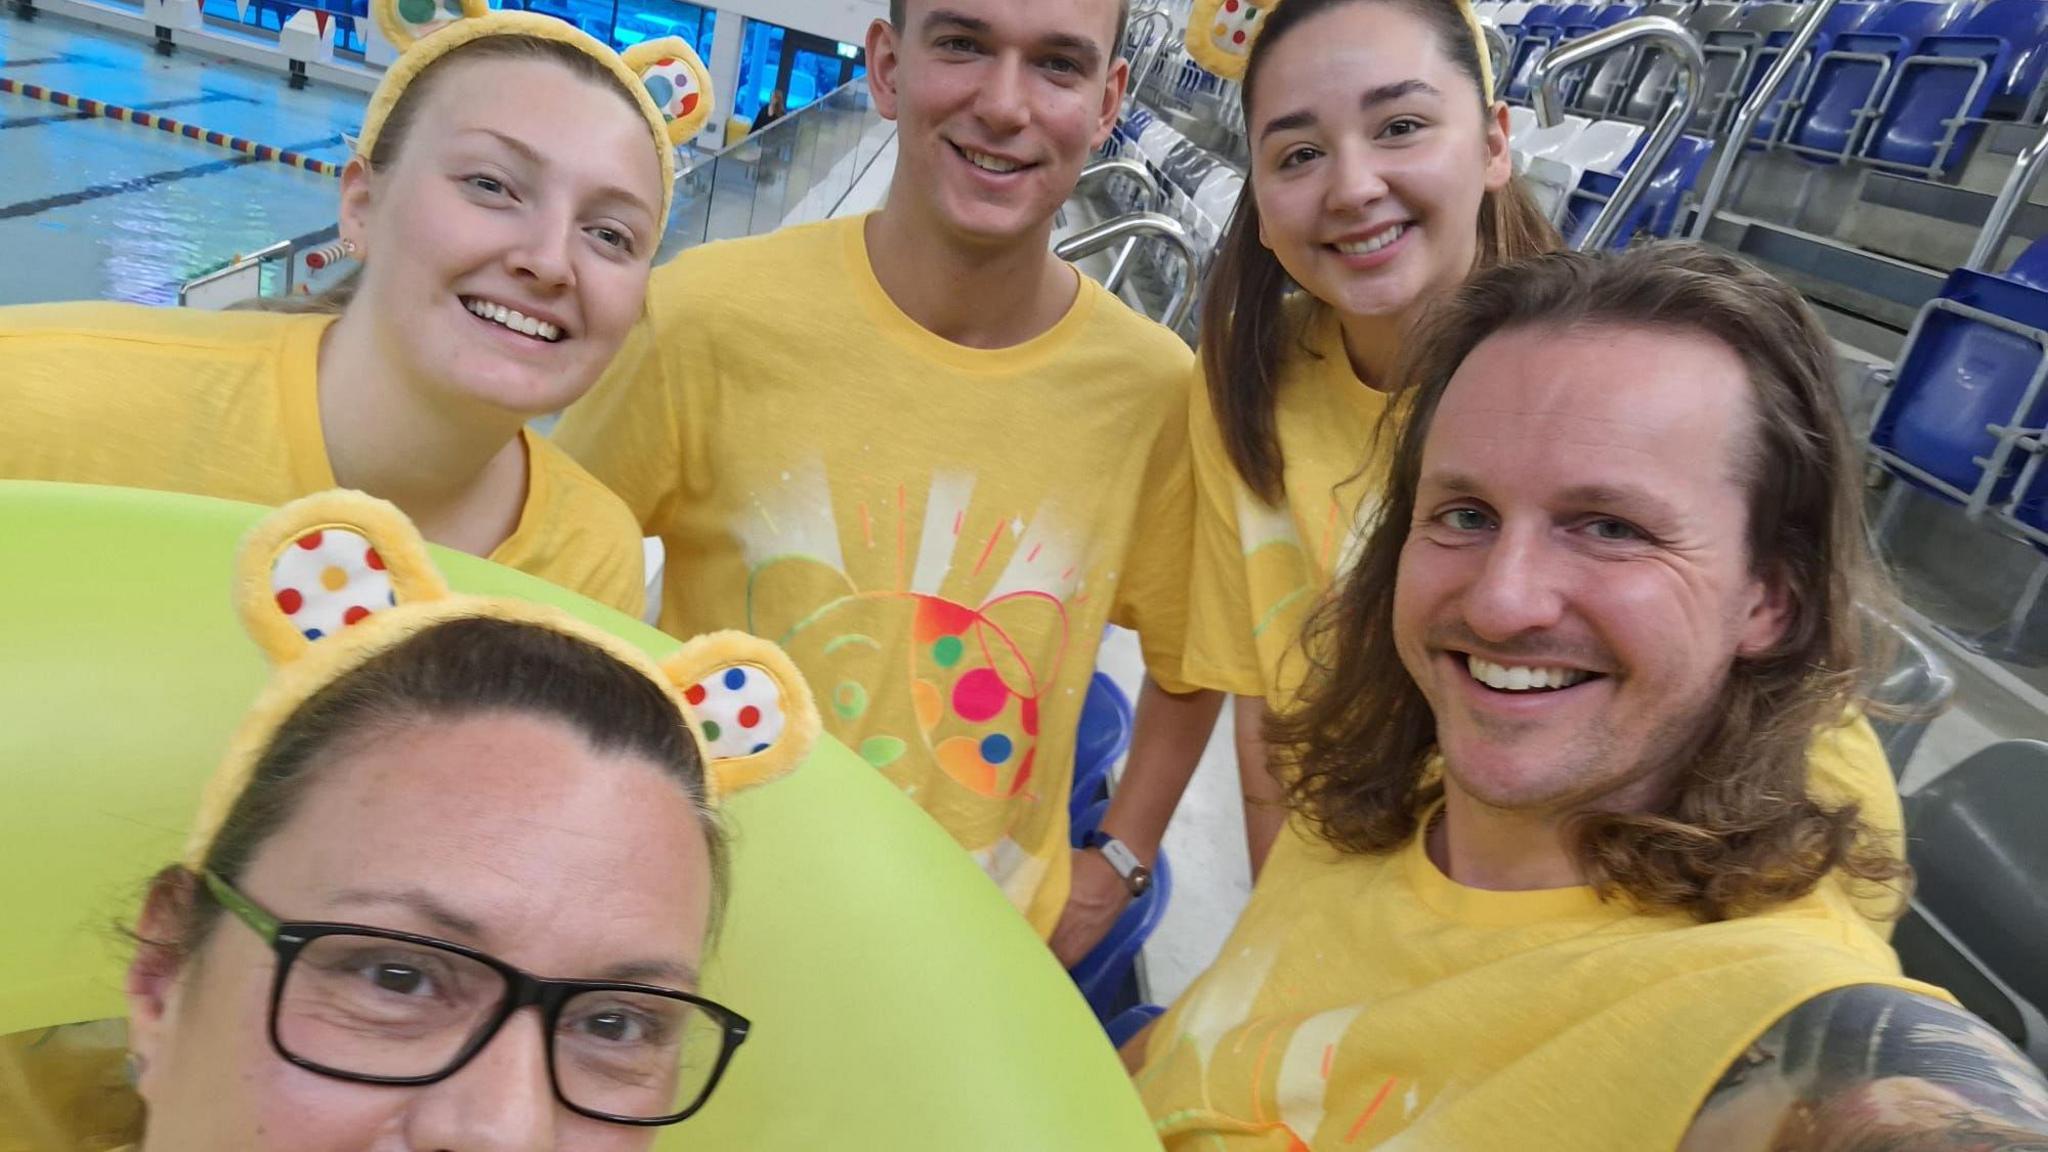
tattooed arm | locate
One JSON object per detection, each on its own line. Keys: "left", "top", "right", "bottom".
{"left": 1681, "top": 985, "right": 2048, "bottom": 1152}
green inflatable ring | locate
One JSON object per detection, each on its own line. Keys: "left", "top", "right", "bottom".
{"left": 0, "top": 481, "right": 1156, "bottom": 1149}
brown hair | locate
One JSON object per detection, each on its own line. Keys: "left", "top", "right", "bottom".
{"left": 1203, "top": 0, "right": 1561, "bottom": 504}
{"left": 888, "top": 0, "right": 1132, "bottom": 66}
{"left": 151, "top": 616, "right": 729, "bottom": 956}
{"left": 1271, "top": 241, "right": 1906, "bottom": 922}
{"left": 234, "top": 34, "right": 642, "bottom": 315}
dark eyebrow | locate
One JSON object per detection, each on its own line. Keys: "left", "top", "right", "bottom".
{"left": 923, "top": 9, "right": 991, "bottom": 36}
{"left": 328, "top": 887, "right": 701, "bottom": 989}
{"left": 924, "top": 10, "right": 1104, "bottom": 72}
{"left": 1417, "top": 471, "right": 1491, "bottom": 504}
{"left": 1258, "top": 79, "right": 1445, "bottom": 142}
{"left": 1363, "top": 78, "right": 1442, "bottom": 107}
{"left": 1259, "top": 109, "right": 1318, "bottom": 141}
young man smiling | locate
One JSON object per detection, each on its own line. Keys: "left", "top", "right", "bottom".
{"left": 558, "top": 0, "right": 1220, "bottom": 954}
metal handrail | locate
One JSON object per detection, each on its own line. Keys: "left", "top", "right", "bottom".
{"left": 1966, "top": 121, "right": 2048, "bottom": 272}
{"left": 1078, "top": 157, "right": 1164, "bottom": 206}
{"left": 675, "top": 73, "right": 871, "bottom": 181}
{"left": 1123, "top": 8, "right": 1175, "bottom": 115}
{"left": 1532, "top": 16, "right": 1705, "bottom": 251}
{"left": 1482, "top": 23, "right": 1512, "bottom": 87}
{"left": 1689, "top": 0, "right": 1842, "bottom": 238}
{"left": 1076, "top": 158, "right": 1168, "bottom": 290}
{"left": 177, "top": 237, "right": 298, "bottom": 306}
{"left": 1054, "top": 211, "right": 1200, "bottom": 329}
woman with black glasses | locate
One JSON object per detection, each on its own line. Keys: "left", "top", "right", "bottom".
{"left": 110, "top": 490, "right": 815, "bottom": 1149}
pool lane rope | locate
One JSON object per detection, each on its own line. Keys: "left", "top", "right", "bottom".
{"left": 0, "top": 76, "right": 344, "bottom": 177}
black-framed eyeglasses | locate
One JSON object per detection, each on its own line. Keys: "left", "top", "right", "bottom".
{"left": 203, "top": 870, "right": 750, "bottom": 1126}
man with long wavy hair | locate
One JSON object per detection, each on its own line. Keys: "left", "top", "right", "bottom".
{"left": 1130, "top": 242, "right": 2048, "bottom": 1151}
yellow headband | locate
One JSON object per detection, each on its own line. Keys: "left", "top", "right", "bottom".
{"left": 358, "top": 5, "right": 716, "bottom": 224}
{"left": 1186, "top": 0, "right": 1496, "bottom": 103}
{"left": 184, "top": 490, "right": 817, "bottom": 867}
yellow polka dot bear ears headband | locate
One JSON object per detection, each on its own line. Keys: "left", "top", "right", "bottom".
{"left": 185, "top": 490, "right": 817, "bottom": 866}
{"left": 359, "top": 0, "right": 715, "bottom": 222}
{"left": 1184, "top": 0, "right": 1495, "bottom": 103}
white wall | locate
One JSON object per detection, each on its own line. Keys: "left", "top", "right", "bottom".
{"left": 713, "top": 0, "right": 887, "bottom": 46}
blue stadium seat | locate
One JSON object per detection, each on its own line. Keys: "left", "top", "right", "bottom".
{"left": 1072, "top": 670, "right": 1133, "bottom": 823}
{"left": 1861, "top": 29, "right": 2012, "bottom": 176}
{"left": 2009, "top": 239, "right": 2048, "bottom": 290}
{"left": 1563, "top": 132, "right": 1712, "bottom": 247}
{"left": 1547, "top": 2, "right": 1642, "bottom": 107}
{"left": 1504, "top": 3, "right": 1566, "bottom": 103}
{"left": 1780, "top": 0, "right": 1972, "bottom": 164}
{"left": 1067, "top": 798, "right": 1175, "bottom": 1024}
{"left": 1746, "top": 0, "right": 1884, "bottom": 146}
{"left": 1869, "top": 251, "right": 2048, "bottom": 512}
{"left": 1980, "top": 0, "right": 2048, "bottom": 116}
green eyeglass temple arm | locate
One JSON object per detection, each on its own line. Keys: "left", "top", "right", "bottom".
{"left": 203, "top": 869, "right": 282, "bottom": 939}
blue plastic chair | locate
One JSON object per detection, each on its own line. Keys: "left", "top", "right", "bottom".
{"left": 2006, "top": 236, "right": 2048, "bottom": 291}
{"left": 1869, "top": 251, "right": 2048, "bottom": 514}
{"left": 1563, "top": 132, "right": 1711, "bottom": 248}
{"left": 1861, "top": 29, "right": 2012, "bottom": 176}
{"left": 1072, "top": 671, "right": 1133, "bottom": 823}
{"left": 1979, "top": 0, "right": 2048, "bottom": 115}
{"left": 1781, "top": 0, "right": 1972, "bottom": 164}
{"left": 1504, "top": 3, "right": 1565, "bottom": 102}
{"left": 1067, "top": 799, "right": 1175, "bottom": 1023}
{"left": 1745, "top": 0, "right": 1882, "bottom": 147}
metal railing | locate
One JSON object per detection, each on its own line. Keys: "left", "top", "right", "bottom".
{"left": 1533, "top": 16, "right": 1706, "bottom": 251}
{"left": 1054, "top": 211, "right": 1201, "bottom": 330}
{"left": 1689, "top": 0, "right": 1843, "bottom": 237}
{"left": 1122, "top": 7, "right": 1176, "bottom": 116}
{"left": 1074, "top": 159, "right": 1167, "bottom": 292}
{"left": 1966, "top": 121, "right": 2048, "bottom": 272}
{"left": 660, "top": 77, "right": 896, "bottom": 259}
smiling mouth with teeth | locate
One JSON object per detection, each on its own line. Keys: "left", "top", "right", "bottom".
{"left": 1465, "top": 654, "right": 1597, "bottom": 693}
{"left": 954, "top": 142, "right": 1028, "bottom": 175}
{"left": 463, "top": 297, "right": 564, "bottom": 343}
{"left": 1333, "top": 224, "right": 1407, "bottom": 256}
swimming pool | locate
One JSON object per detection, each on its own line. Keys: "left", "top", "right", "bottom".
{"left": 0, "top": 11, "right": 361, "bottom": 304}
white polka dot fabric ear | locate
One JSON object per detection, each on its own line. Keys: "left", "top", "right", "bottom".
{"left": 662, "top": 632, "right": 819, "bottom": 801}
{"left": 234, "top": 492, "right": 449, "bottom": 668}
{"left": 1187, "top": 0, "right": 1278, "bottom": 80}
{"left": 270, "top": 528, "right": 397, "bottom": 642}
{"left": 685, "top": 665, "right": 788, "bottom": 759}
{"left": 622, "top": 38, "right": 715, "bottom": 145}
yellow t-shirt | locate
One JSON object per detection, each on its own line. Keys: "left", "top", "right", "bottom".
{"left": 1185, "top": 298, "right": 1391, "bottom": 703}
{"left": 0, "top": 1022, "right": 137, "bottom": 1152}
{"left": 1180, "top": 298, "right": 1906, "bottom": 934}
{"left": 556, "top": 215, "right": 1197, "bottom": 934}
{"left": 1136, "top": 815, "right": 1943, "bottom": 1151}
{"left": 0, "top": 302, "right": 645, "bottom": 618}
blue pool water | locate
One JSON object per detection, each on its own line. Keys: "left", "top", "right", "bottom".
{"left": 0, "top": 10, "right": 364, "bottom": 304}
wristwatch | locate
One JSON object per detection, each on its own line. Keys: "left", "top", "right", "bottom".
{"left": 1082, "top": 830, "right": 1153, "bottom": 898}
